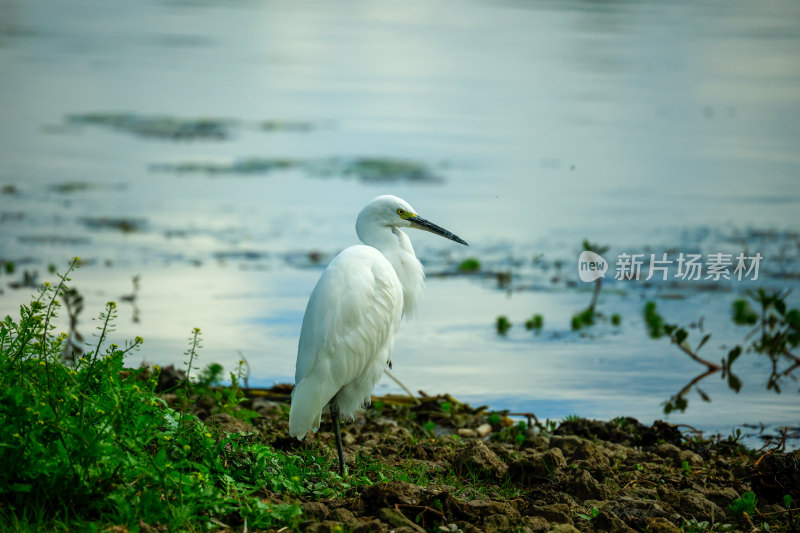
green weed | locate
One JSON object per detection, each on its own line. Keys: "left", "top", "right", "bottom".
{"left": 732, "top": 299, "right": 758, "bottom": 325}
{"left": 729, "top": 491, "right": 757, "bottom": 518}
{"left": 496, "top": 315, "right": 511, "bottom": 335}
{"left": 571, "top": 307, "right": 595, "bottom": 330}
{"left": 458, "top": 258, "right": 481, "bottom": 272}
{"left": 525, "top": 314, "right": 543, "bottom": 330}
{"left": 0, "top": 260, "right": 305, "bottom": 530}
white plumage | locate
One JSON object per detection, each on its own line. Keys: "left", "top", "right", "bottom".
{"left": 289, "top": 245, "right": 403, "bottom": 436}
{"left": 288, "top": 195, "right": 467, "bottom": 473}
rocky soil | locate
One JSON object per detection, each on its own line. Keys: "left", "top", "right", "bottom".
{"left": 166, "top": 378, "right": 800, "bottom": 533}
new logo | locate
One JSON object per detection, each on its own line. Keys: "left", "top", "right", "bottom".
{"left": 578, "top": 251, "right": 608, "bottom": 282}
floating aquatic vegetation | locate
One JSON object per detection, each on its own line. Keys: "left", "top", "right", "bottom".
{"left": 337, "top": 158, "right": 442, "bottom": 183}
{"left": 525, "top": 314, "right": 543, "bottom": 330}
{"left": 212, "top": 250, "right": 268, "bottom": 262}
{"left": 66, "top": 113, "right": 317, "bottom": 141}
{"left": 260, "top": 120, "right": 314, "bottom": 132}
{"left": 152, "top": 158, "right": 295, "bottom": 175}
{"left": 80, "top": 217, "right": 146, "bottom": 233}
{"left": 0, "top": 212, "right": 24, "bottom": 223}
{"left": 458, "top": 258, "right": 481, "bottom": 272}
{"left": 496, "top": 315, "right": 511, "bottom": 335}
{"left": 284, "top": 250, "right": 334, "bottom": 269}
{"left": 68, "top": 113, "right": 232, "bottom": 140}
{"left": 17, "top": 235, "right": 90, "bottom": 245}
{"left": 151, "top": 156, "right": 445, "bottom": 183}
{"left": 50, "top": 181, "right": 91, "bottom": 193}
{"left": 571, "top": 307, "right": 595, "bottom": 331}
{"left": 49, "top": 181, "right": 125, "bottom": 194}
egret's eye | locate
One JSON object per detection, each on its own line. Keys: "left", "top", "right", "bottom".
{"left": 397, "top": 208, "right": 405, "bottom": 216}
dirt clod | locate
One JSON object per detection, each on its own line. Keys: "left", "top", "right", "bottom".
{"left": 453, "top": 440, "right": 509, "bottom": 480}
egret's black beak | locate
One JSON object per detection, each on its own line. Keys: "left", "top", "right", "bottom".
{"left": 410, "top": 216, "right": 468, "bottom": 246}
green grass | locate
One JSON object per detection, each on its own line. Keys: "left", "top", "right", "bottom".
{"left": 0, "top": 260, "right": 308, "bottom": 531}
{"left": 1, "top": 260, "right": 493, "bottom": 530}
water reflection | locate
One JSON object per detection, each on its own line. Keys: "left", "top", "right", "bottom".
{"left": 1, "top": 0, "right": 799, "bottom": 446}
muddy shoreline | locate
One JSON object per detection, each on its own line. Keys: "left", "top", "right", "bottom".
{"left": 168, "top": 382, "right": 800, "bottom": 533}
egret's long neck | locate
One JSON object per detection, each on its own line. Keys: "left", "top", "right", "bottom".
{"left": 356, "top": 222, "right": 424, "bottom": 316}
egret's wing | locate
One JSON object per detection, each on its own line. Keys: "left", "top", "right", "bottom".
{"left": 289, "top": 245, "right": 403, "bottom": 438}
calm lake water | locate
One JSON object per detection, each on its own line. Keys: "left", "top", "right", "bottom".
{"left": 1, "top": 0, "right": 799, "bottom": 447}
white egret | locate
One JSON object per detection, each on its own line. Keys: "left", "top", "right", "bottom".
{"left": 289, "top": 195, "right": 467, "bottom": 474}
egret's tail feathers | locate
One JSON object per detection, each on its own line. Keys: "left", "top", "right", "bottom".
{"left": 289, "top": 376, "right": 337, "bottom": 440}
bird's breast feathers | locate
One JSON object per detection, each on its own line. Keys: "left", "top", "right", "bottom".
{"left": 295, "top": 245, "right": 403, "bottom": 383}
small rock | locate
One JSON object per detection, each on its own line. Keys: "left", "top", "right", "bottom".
{"left": 646, "top": 517, "right": 682, "bottom": 533}
{"left": 680, "top": 449, "right": 704, "bottom": 467}
{"left": 487, "top": 441, "right": 513, "bottom": 459}
{"left": 453, "top": 440, "right": 508, "bottom": 480}
{"left": 376, "top": 508, "right": 425, "bottom": 533}
{"left": 509, "top": 447, "right": 566, "bottom": 484}
{"left": 520, "top": 434, "right": 549, "bottom": 452}
{"left": 521, "top": 516, "right": 550, "bottom": 533}
{"left": 678, "top": 491, "right": 723, "bottom": 522}
{"left": 629, "top": 487, "right": 659, "bottom": 501}
{"left": 332, "top": 507, "right": 357, "bottom": 526}
{"left": 458, "top": 428, "right": 477, "bottom": 438}
{"left": 655, "top": 443, "right": 688, "bottom": 466}
{"left": 526, "top": 503, "right": 573, "bottom": 524}
{"left": 483, "top": 514, "right": 511, "bottom": 530}
{"left": 359, "top": 482, "right": 422, "bottom": 512}
{"left": 704, "top": 487, "right": 739, "bottom": 508}
{"left": 353, "top": 518, "right": 388, "bottom": 533}
{"left": 301, "top": 501, "right": 330, "bottom": 520}
{"left": 595, "top": 510, "right": 635, "bottom": 533}
{"left": 549, "top": 435, "right": 584, "bottom": 458}
{"left": 549, "top": 524, "right": 581, "bottom": 533}
{"left": 606, "top": 498, "right": 670, "bottom": 530}
{"left": 466, "top": 499, "right": 520, "bottom": 524}
{"left": 583, "top": 499, "right": 609, "bottom": 510}
{"left": 550, "top": 435, "right": 609, "bottom": 468}
{"left": 657, "top": 486, "right": 680, "bottom": 508}
{"left": 568, "top": 469, "right": 609, "bottom": 500}
{"left": 476, "top": 423, "right": 492, "bottom": 437}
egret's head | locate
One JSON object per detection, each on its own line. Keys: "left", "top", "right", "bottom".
{"left": 358, "top": 195, "right": 468, "bottom": 246}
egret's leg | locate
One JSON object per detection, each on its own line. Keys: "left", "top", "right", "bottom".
{"left": 330, "top": 400, "right": 347, "bottom": 475}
